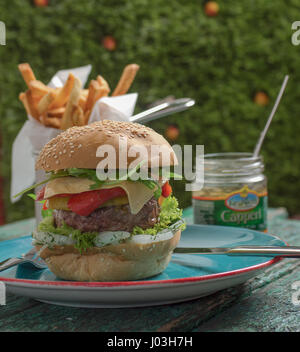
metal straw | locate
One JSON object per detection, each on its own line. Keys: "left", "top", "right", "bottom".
{"left": 253, "top": 75, "right": 289, "bottom": 158}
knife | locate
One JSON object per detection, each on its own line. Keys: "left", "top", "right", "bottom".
{"left": 130, "top": 98, "right": 195, "bottom": 124}
{"left": 173, "top": 245, "right": 300, "bottom": 258}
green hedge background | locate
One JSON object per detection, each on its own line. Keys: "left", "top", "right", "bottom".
{"left": 1, "top": 0, "right": 300, "bottom": 223}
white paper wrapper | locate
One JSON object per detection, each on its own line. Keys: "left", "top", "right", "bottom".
{"left": 10, "top": 65, "right": 138, "bottom": 203}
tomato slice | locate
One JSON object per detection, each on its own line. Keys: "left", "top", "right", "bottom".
{"left": 36, "top": 184, "right": 127, "bottom": 216}
{"left": 67, "top": 187, "right": 126, "bottom": 216}
{"left": 54, "top": 193, "right": 74, "bottom": 198}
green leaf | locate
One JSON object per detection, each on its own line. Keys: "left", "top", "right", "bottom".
{"left": 37, "top": 216, "right": 98, "bottom": 253}
{"left": 13, "top": 177, "right": 52, "bottom": 199}
{"left": 15, "top": 165, "right": 178, "bottom": 201}
{"left": 41, "top": 208, "right": 53, "bottom": 218}
{"left": 132, "top": 195, "right": 185, "bottom": 235}
{"left": 27, "top": 193, "right": 37, "bottom": 200}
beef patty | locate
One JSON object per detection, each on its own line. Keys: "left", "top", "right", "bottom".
{"left": 53, "top": 197, "right": 160, "bottom": 233}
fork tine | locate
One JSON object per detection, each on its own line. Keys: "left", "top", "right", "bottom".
{"left": 0, "top": 247, "right": 47, "bottom": 271}
{"left": 24, "top": 248, "right": 47, "bottom": 268}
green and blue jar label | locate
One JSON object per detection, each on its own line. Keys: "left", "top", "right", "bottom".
{"left": 193, "top": 186, "right": 268, "bottom": 231}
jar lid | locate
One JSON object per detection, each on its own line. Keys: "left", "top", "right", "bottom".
{"left": 196, "top": 152, "right": 264, "bottom": 177}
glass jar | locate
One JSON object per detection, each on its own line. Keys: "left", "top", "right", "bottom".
{"left": 192, "top": 153, "right": 268, "bottom": 231}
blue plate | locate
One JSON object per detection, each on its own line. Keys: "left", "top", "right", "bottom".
{"left": 0, "top": 225, "right": 286, "bottom": 308}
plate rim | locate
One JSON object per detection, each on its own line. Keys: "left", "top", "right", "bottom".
{"left": 0, "top": 224, "right": 285, "bottom": 289}
{"left": 0, "top": 257, "right": 281, "bottom": 289}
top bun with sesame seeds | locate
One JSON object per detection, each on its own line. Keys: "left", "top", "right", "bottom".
{"left": 35, "top": 120, "right": 178, "bottom": 172}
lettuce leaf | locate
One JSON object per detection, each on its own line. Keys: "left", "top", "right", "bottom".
{"left": 131, "top": 196, "right": 185, "bottom": 235}
{"left": 37, "top": 216, "right": 98, "bottom": 252}
{"left": 14, "top": 165, "right": 180, "bottom": 200}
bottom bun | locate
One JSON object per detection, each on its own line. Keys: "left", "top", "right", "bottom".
{"left": 36, "top": 230, "right": 181, "bottom": 281}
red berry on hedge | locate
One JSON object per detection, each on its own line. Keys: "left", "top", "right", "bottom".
{"left": 254, "top": 91, "right": 269, "bottom": 106}
{"left": 205, "top": 1, "right": 219, "bottom": 17}
{"left": 162, "top": 181, "right": 172, "bottom": 198}
{"left": 102, "top": 36, "right": 117, "bottom": 51}
{"left": 34, "top": 0, "right": 49, "bottom": 7}
{"left": 165, "top": 124, "right": 179, "bottom": 141}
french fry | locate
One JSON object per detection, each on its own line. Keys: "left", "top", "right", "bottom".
{"left": 40, "top": 115, "right": 61, "bottom": 129}
{"left": 96, "top": 75, "right": 110, "bottom": 94}
{"left": 20, "top": 92, "right": 40, "bottom": 116}
{"left": 38, "top": 91, "right": 56, "bottom": 115}
{"left": 25, "top": 90, "right": 40, "bottom": 120}
{"left": 47, "top": 107, "right": 65, "bottom": 118}
{"left": 18, "top": 62, "right": 140, "bottom": 128}
{"left": 83, "top": 79, "right": 107, "bottom": 122}
{"left": 112, "top": 64, "right": 140, "bottom": 96}
{"left": 95, "top": 75, "right": 110, "bottom": 101}
{"left": 84, "top": 109, "right": 91, "bottom": 124}
{"left": 85, "top": 80, "right": 100, "bottom": 113}
{"left": 61, "top": 77, "right": 82, "bottom": 130}
{"left": 29, "top": 80, "right": 52, "bottom": 98}
{"left": 49, "top": 73, "right": 75, "bottom": 109}
{"left": 71, "top": 106, "right": 85, "bottom": 126}
{"left": 19, "top": 92, "right": 31, "bottom": 116}
{"left": 18, "top": 63, "right": 36, "bottom": 88}
{"left": 81, "top": 89, "right": 89, "bottom": 97}
{"left": 79, "top": 93, "right": 87, "bottom": 110}
{"left": 94, "top": 86, "right": 109, "bottom": 102}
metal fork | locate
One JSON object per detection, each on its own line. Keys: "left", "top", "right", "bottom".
{"left": 0, "top": 248, "right": 47, "bottom": 272}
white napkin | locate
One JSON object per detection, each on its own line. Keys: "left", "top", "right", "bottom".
{"left": 88, "top": 93, "right": 137, "bottom": 123}
{"left": 11, "top": 65, "right": 138, "bottom": 202}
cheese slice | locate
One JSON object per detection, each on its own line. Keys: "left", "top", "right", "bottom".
{"left": 44, "top": 177, "right": 156, "bottom": 214}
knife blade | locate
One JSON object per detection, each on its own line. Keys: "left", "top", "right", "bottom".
{"left": 173, "top": 245, "right": 300, "bottom": 258}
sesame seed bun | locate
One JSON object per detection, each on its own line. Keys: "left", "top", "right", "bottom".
{"left": 35, "top": 230, "right": 181, "bottom": 282}
{"left": 35, "top": 120, "right": 178, "bottom": 171}
{"left": 34, "top": 120, "right": 182, "bottom": 282}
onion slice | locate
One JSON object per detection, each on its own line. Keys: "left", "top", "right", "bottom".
{"left": 129, "top": 230, "right": 174, "bottom": 244}
{"left": 128, "top": 219, "right": 184, "bottom": 245}
{"left": 94, "top": 231, "right": 131, "bottom": 247}
{"left": 32, "top": 231, "right": 74, "bottom": 246}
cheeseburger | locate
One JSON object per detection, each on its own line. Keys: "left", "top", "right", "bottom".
{"left": 26, "top": 120, "right": 185, "bottom": 281}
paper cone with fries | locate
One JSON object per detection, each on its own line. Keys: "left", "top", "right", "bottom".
{"left": 11, "top": 63, "right": 139, "bottom": 223}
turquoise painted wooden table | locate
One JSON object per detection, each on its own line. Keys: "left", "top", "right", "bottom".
{"left": 0, "top": 208, "right": 299, "bottom": 332}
